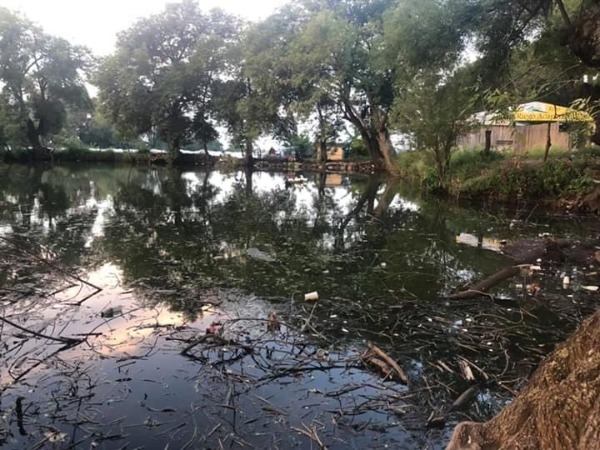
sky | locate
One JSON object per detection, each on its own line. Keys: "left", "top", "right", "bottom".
{"left": 1, "top": 0, "right": 287, "bottom": 55}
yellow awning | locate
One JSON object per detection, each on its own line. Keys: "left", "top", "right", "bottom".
{"left": 514, "top": 102, "right": 594, "bottom": 123}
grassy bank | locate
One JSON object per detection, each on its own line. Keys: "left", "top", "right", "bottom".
{"left": 397, "top": 147, "right": 600, "bottom": 202}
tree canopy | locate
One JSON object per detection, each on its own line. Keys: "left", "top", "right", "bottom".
{"left": 0, "top": 7, "right": 91, "bottom": 157}
{"left": 95, "top": 0, "right": 240, "bottom": 157}
{"left": 2, "top": 0, "right": 600, "bottom": 171}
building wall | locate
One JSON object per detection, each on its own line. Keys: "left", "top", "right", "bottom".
{"left": 326, "top": 146, "right": 344, "bottom": 161}
{"left": 459, "top": 123, "right": 571, "bottom": 152}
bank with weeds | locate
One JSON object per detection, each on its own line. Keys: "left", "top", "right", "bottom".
{"left": 397, "top": 147, "right": 600, "bottom": 206}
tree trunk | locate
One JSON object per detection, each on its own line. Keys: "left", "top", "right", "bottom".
{"left": 316, "top": 105, "right": 328, "bottom": 164}
{"left": 375, "top": 127, "right": 398, "bottom": 175}
{"left": 317, "top": 139, "right": 327, "bottom": 164}
{"left": 447, "top": 310, "right": 600, "bottom": 450}
{"left": 26, "top": 118, "right": 50, "bottom": 161}
{"left": 433, "top": 144, "right": 452, "bottom": 191}
{"left": 244, "top": 139, "right": 254, "bottom": 168}
{"left": 484, "top": 129, "right": 492, "bottom": 155}
{"left": 371, "top": 105, "right": 398, "bottom": 175}
{"left": 341, "top": 98, "right": 397, "bottom": 174}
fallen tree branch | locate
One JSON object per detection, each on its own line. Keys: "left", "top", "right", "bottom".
{"left": 361, "top": 342, "right": 409, "bottom": 384}
{"left": 448, "top": 238, "right": 567, "bottom": 299}
{"left": 0, "top": 315, "right": 82, "bottom": 344}
{"left": 447, "top": 265, "right": 525, "bottom": 300}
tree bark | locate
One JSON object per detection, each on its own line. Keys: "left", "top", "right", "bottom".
{"left": 316, "top": 105, "right": 328, "bottom": 164}
{"left": 447, "top": 310, "right": 600, "bottom": 450}
{"left": 317, "top": 139, "right": 327, "bottom": 164}
{"left": 341, "top": 97, "right": 398, "bottom": 174}
{"left": 484, "top": 129, "right": 492, "bottom": 155}
{"left": 26, "top": 118, "right": 50, "bottom": 161}
{"left": 244, "top": 139, "right": 254, "bottom": 168}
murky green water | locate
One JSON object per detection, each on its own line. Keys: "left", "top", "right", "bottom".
{"left": 0, "top": 164, "right": 597, "bottom": 449}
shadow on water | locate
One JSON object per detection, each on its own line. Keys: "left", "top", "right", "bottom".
{"left": 0, "top": 163, "right": 598, "bottom": 449}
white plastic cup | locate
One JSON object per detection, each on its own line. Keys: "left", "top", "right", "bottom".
{"left": 304, "top": 291, "right": 319, "bottom": 301}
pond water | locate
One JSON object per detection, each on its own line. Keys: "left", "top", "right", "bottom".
{"left": 0, "top": 164, "right": 597, "bottom": 449}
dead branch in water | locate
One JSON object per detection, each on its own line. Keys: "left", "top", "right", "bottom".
{"left": 0, "top": 315, "right": 82, "bottom": 344}
{"left": 361, "top": 342, "right": 409, "bottom": 384}
{"left": 0, "top": 236, "right": 102, "bottom": 304}
{"left": 447, "top": 265, "right": 527, "bottom": 300}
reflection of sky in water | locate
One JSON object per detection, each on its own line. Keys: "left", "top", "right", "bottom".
{"left": 3, "top": 169, "right": 420, "bottom": 243}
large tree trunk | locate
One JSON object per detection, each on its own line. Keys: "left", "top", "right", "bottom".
{"left": 374, "top": 127, "right": 398, "bottom": 174}
{"left": 316, "top": 105, "right": 328, "bottom": 164}
{"left": 341, "top": 98, "right": 398, "bottom": 174}
{"left": 371, "top": 106, "right": 398, "bottom": 175}
{"left": 26, "top": 118, "right": 51, "bottom": 161}
{"left": 244, "top": 139, "right": 254, "bottom": 168}
{"left": 484, "top": 130, "right": 492, "bottom": 155}
{"left": 167, "top": 135, "right": 182, "bottom": 163}
{"left": 447, "top": 310, "right": 600, "bottom": 450}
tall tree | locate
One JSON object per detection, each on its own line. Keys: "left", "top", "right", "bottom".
{"left": 236, "top": 6, "right": 309, "bottom": 164}
{"left": 384, "top": 0, "right": 480, "bottom": 188}
{"left": 95, "top": 1, "right": 240, "bottom": 158}
{"left": 245, "top": 0, "right": 400, "bottom": 173}
{"left": 0, "top": 7, "right": 91, "bottom": 158}
{"left": 395, "top": 0, "right": 600, "bottom": 143}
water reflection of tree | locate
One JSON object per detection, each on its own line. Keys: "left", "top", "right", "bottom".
{"left": 4, "top": 165, "right": 591, "bottom": 431}
{"left": 1, "top": 166, "right": 508, "bottom": 316}
{"left": 96, "top": 169, "right": 497, "bottom": 326}
{"left": 0, "top": 165, "right": 103, "bottom": 269}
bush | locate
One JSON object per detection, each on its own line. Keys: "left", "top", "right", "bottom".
{"left": 450, "top": 149, "right": 506, "bottom": 178}
{"left": 459, "top": 159, "right": 593, "bottom": 199}
{"left": 62, "top": 137, "right": 89, "bottom": 152}
{"left": 396, "top": 147, "right": 595, "bottom": 201}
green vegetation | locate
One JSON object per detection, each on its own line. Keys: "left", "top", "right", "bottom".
{"left": 398, "top": 148, "right": 597, "bottom": 201}
{"left": 0, "top": 7, "right": 91, "bottom": 158}
{"left": 2, "top": 0, "right": 600, "bottom": 201}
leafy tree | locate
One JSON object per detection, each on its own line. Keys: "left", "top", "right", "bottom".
{"left": 0, "top": 7, "right": 91, "bottom": 157}
{"left": 78, "top": 111, "right": 119, "bottom": 149}
{"left": 284, "top": 133, "right": 313, "bottom": 159}
{"left": 96, "top": 1, "right": 240, "bottom": 158}
{"left": 232, "top": 7, "right": 310, "bottom": 165}
{"left": 0, "top": 92, "right": 28, "bottom": 150}
{"left": 393, "top": 71, "right": 477, "bottom": 190}
{"left": 383, "top": 0, "right": 478, "bottom": 187}
{"left": 396, "top": 0, "right": 600, "bottom": 142}
{"left": 245, "top": 0, "right": 400, "bottom": 173}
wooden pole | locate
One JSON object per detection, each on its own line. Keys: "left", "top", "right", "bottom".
{"left": 543, "top": 122, "right": 552, "bottom": 162}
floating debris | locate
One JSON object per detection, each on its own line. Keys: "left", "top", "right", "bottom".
{"left": 100, "top": 306, "right": 123, "bottom": 318}
{"left": 304, "top": 291, "right": 319, "bottom": 302}
{"left": 246, "top": 247, "right": 275, "bottom": 262}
